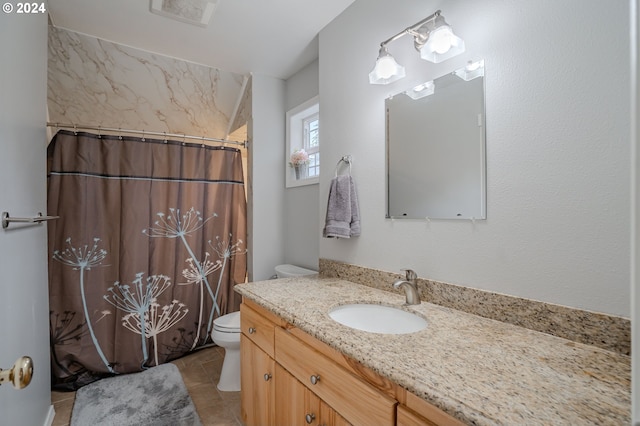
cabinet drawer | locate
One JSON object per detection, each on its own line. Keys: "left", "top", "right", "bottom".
{"left": 241, "top": 303, "right": 276, "bottom": 358}
{"left": 275, "top": 327, "right": 396, "bottom": 426}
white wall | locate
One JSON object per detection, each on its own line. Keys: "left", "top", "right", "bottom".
{"left": 284, "top": 59, "right": 320, "bottom": 271}
{"left": 248, "top": 74, "right": 286, "bottom": 281}
{"left": 319, "top": 0, "right": 631, "bottom": 317}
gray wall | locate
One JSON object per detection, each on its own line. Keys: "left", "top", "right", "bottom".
{"left": 284, "top": 59, "right": 320, "bottom": 271}
{"left": 318, "top": 0, "right": 631, "bottom": 317}
{"left": 248, "top": 74, "right": 286, "bottom": 281}
{"left": 249, "top": 59, "right": 320, "bottom": 279}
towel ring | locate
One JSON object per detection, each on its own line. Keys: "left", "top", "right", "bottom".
{"left": 334, "top": 155, "right": 352, "bottom": 177}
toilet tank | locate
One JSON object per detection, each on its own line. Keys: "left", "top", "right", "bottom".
{"left": 275, "top": 264, "right": 317, "bottom": 278}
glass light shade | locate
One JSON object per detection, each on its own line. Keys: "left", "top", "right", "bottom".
{"left": 405, "top": 81, "right": 435, "bottom": 100}
{"left": 420, "top": 25, "right": 465, "bottom": 63}
{"left": 454, "top": 60, "right": 485, "bottom": 81}
{"left": 369, "top": 50, "right": 406, "bottom": 84}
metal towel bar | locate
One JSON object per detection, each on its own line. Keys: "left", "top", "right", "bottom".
{"left": 2, "top": 212, "right": 60, "bottom": 229}
{"left": 334, "top": 155, "right": 353, "bottom": 177}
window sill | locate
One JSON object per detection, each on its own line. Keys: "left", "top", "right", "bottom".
{"left": 286, "top": 176, "right": 319, "bottom": 188}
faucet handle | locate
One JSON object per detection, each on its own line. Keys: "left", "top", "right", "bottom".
{"left": 401, "top": 268, "right": 417, "bottom": 281}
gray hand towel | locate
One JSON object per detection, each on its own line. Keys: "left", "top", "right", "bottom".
{"left": 348, "top": 175, "right": 360, "bottom": 237}
{"left": 323, "top": 175, "right": 360, "bottom": 238}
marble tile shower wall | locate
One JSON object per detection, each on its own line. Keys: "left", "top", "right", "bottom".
{"left": 47, "top": 25, "right": 246, "bottom": 140}
{"left": 319, "top": 259, "right": 630, "bottom": 356}
{"left": 230, "top": 76, "right": 251, "bottom": 136}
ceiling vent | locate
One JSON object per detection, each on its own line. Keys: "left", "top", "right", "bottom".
{"left": 150, "top": 0, "right": 218, "bottom": 27}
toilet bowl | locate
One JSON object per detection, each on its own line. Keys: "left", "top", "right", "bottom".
{"left": 211, "top": 311, "right": 241, "bottom": 392}
{"left": 212, "top": 265, "right": 317, "bottom": 391}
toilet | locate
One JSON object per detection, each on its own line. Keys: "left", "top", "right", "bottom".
{"left": 274, "top": 263, "right": 318, "bottom": 278}
{"left": 211, "top": 310, "right": 241, "bottom": 391}
{"left": 211, "top": 264, "right": 317, "bottom": 392}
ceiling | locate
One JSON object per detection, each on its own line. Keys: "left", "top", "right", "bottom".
{"left": 47, "top": 0, "right": 356, "bottom": 80}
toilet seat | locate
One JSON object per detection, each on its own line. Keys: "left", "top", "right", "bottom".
{"left": 213, "top": 311, "right": 240, "bottom": 333}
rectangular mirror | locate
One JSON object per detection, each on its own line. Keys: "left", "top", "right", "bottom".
{"left": 386, "top": 61, "right": 486, "bottom": 220}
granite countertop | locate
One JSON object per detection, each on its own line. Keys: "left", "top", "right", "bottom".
{"left": 235, "top": 276, "right": 630, "bottom": 425}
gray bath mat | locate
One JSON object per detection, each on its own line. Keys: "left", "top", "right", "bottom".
{"left": 71, "top": 363, "right": 202, "bottom": 426}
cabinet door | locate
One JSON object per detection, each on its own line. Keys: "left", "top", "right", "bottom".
{"left": 275, "top": 363, "right": 352, "bottom": 426}
{"left": 331, "top": 406, "right": 351, "bottom": 426}
{"left": 275, "top": 363, "right": 307, "bottom": 425}
{"left": 397, "top": 405, "right": 438, "bottom": 426}
{"left": 401, "top": 391, "right": 466, "bottom": 426}
{"left": 241, "top": 334, "right": 275, "bottom": 426}
{"left": 315, "top": 393, "right": 352, "bottom": 426}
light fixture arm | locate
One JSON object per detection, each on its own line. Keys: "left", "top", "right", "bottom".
{"left": 378, "top": 10, "right": 441, "bottom": 50}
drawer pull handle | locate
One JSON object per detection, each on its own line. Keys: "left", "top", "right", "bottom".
{"left": 263, "top": 373, "right": 272, "bottom": 381}
{"left": 305, "top": 413, "right": 315, "bottom": 424}
{"left": 310, "top": 374, "right": 320, "bottom": 385}
{"left": 248, "top": 327, "right": 256, "bottom": 334}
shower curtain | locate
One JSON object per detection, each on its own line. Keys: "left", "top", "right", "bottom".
{"left": 47, "top": 130, "right": 247, "bottom": 390}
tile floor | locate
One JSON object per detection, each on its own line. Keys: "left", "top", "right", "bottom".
{"left": 51, "top": 346, "right": 243, "bottom": 426}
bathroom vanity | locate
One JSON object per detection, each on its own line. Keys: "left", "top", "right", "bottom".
{"left": 235, "top": 276, "right": 630, "bottom": 425}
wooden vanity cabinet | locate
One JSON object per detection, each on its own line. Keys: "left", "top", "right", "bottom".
{"left": 240, "top": 299, "right": 463, "bottom": 426}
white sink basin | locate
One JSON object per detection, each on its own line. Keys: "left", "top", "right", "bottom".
{"left": 328, "top": 303, "right": 427, "bottom": 334}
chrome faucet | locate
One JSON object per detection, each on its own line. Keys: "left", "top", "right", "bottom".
{"left": 392, "top": 269, "right": 421, "bottom": 305}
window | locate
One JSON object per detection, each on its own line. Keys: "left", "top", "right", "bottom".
{"left": 304, "top": 113, "right": 319, "bottom": 178}
{"left": 286, "top": 96, "right": 319, "bottom": 188}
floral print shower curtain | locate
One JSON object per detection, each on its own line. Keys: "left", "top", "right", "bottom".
{"left": 47, "top": 130, "right": 247, "bottom": 389}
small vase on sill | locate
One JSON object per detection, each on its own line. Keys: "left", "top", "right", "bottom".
{"left": 294, "top": 164, "right": 308, "bottom": 180}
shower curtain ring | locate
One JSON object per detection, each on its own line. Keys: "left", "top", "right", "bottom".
{"left": 163, "top": 132, "right": 168, "bottom": 143}
{"left": 141, "top": 130, "right": 145, "bottom": 142}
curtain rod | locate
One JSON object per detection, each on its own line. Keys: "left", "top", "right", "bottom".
{"left": 47, "top": 122, "right": 248, "bottom": 148}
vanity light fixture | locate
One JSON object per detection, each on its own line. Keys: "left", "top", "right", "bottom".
{"left": 404, "top": 81, "right": 435, "bottom": 100}
{"left": 369, "top": 10, "right": 465, "bottom": 85}
{"left": 454, "top": 60, "right": 485, "bottom": 81}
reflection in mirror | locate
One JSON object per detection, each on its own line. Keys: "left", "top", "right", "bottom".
{"left": 386, "top": 61, "right": 486, "bottom": 220}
